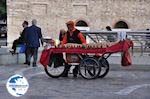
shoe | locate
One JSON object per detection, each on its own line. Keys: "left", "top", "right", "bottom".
{"left": 33, "top": 65, "right": 37, "bottom": 67}
{"left": 24, "top": 62, "right": 28, "bottom": 64}
{"left": 61, "top": 64, "right": 70, "bottom": 77}
{"left": 9, "top": 50, "right": 15, "bottom": 55}
{"left": 73, "top": 68, "right": 78, "bottom": 78}
{"left": 61, "top": 69, "right": 69, "bottom": 77}
{"left": 27, "top": 62, "right": 30, "bottom": 66}
{"left": 32, "top": 63, "right": 37, "bottom": 67}
{"left": 61, "top": 72, "right": 68, "bottom": 77}
{"left": 73, "top": 74, "right": 77, "bottom": 78}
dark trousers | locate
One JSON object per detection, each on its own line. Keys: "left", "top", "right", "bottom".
{"left": 26, "top": 47, "right": 38, "bottom": 64}
{"left": 65, "top": 65, "right": 79, "bottom": 75}
{"left": 12, "top": 39, "right": 21, "bottom": 52}
{"left": 12, "top": 39, "right": 27, "bottom": 63}
{"left": 24, "top": 49, "right": 28, "bottom": 63}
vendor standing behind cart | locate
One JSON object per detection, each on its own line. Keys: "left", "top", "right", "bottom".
{"left": 61, "top": 20, "right": 86, "bottom": 77}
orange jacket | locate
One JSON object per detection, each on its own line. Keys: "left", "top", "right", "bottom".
{"left": 61, "top": 29, "right": 86, "bottom": 45}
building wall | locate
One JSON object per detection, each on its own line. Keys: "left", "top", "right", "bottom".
{"left": 7, "top": 0, "right": 150, "bottom": 44}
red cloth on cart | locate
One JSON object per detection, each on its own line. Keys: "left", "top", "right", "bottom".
{"left": 121, "top": 50, "right": 132, "bottom": 66}
{"left": 121, "top": 40, "right": 133, "bottom": 66}
{"left": 40, "top": 40, "right": 133, "bottom": 67}
{"left": 40, "top": 49, "right": 51, "bottom": 67}
{"left": 105, "top": 40, "right": 133, "bottom": 53}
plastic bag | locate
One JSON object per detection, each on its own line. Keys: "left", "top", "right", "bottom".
{"left": 16, "top": 44, "right": 26, "bottom": 53}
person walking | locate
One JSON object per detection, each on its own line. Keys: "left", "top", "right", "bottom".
{"left": 25, "top": 19, "right": 43, "bottom": 67}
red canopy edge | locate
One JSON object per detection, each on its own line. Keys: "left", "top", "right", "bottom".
{"left": 40, "top": 40, "right": 133, "bottom": 67}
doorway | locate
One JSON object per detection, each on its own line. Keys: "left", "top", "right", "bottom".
{"left": 0, "top": 0, "right": 7, "bottom": 46}
{"left": 75, "top": 20, "right": 89, "bottom": 31}
{"left": 114, "top": 21, "right": 129, "bottom": 29}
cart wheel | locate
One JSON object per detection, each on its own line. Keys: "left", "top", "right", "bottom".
{"left": 45, "top": 54, "right": 66, "bottom": 78}
{"left": 98, "top": 57, "right": 109, "bottom": 78}
{"left": 79, "top": 57, "right": 101, "bottom": 79}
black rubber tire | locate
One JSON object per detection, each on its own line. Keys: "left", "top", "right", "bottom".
{"left": 44, "top": 54, "right": 66, "bottom": 78}
{"left": 98, "top": 57, "right": 109, "bottom": 78}
{"left": 79, "top": 57, "right": 101, "bottom": 79}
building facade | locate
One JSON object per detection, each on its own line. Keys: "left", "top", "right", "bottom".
{"left": 7, "top": 0, "right": 150, "bottom": 43}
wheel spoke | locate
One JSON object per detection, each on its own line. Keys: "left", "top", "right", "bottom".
{"left": 79, "top": 57, "right": 101, "bottom": 79}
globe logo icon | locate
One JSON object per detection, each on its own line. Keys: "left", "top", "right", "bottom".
{"left": 6, "top": 74, "right": 29, "bottom": 97}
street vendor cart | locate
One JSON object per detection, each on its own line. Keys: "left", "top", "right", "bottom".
{"left": 40, "top": 39, "right": 133, "bottom": 79}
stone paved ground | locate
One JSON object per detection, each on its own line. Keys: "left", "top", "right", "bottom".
{"left": 0, "top": 64, "right": 150, "bottom": 99}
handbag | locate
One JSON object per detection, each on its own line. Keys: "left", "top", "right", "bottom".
{"left": 16, "top": 44, "right": 26, "bottom": 53}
